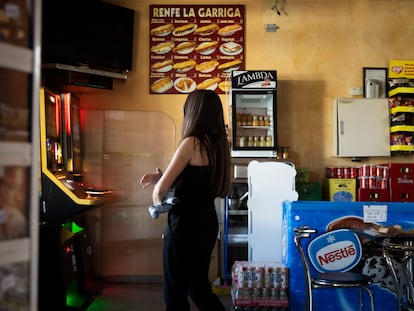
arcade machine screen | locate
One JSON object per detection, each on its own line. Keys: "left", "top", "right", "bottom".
{"left": 62, "top": 92, "right": 82, "bottom": 178}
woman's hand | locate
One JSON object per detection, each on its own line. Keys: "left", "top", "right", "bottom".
{"left": 140, "top": 168, "right": 163, "bottom": 189}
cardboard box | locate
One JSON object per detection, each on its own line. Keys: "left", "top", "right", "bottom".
{"left": 357, "top": 188, "right": 390, "bottom": 202}
{"left": 328, "top": 178, "right": 356, "bottom": 202}
{"left": 296, "top": 182, "right": 322, "bottom": 201}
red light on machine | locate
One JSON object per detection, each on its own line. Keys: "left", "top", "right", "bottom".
{"left": 48, "top": 93, "right": 62, "bottom": 138}
{"left": 62, "top": 93, "right": 72, "bottom": 136}
{"left": 65, "top": 245, "right": 71, "bottom": 254}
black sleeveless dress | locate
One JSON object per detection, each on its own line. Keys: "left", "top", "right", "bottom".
{"left": 162, "top": 165, "right": 225, "bottom": 311}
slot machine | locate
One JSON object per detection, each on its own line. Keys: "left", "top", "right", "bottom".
{"left": 38, "top": 87, "right": 103, "bottom": 310}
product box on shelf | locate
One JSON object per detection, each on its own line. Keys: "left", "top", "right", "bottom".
{"left": 389, "top": 60, "right": 414, "bottom": 79}
{"left": 356, "top": 164, "right": 390, "bottom": 202}
{"left": 357, "top": 188, "right": 390, "bottom": 202}
{"left": 295, "top": 182, "right": 322, "bottom": 201}
{"left": 0, "top": 0, "right": 30, "bottom": 47}
{"left": 295, "top": 167, "right": 310, "bottom": 183}
{"left": 327, "top": 178, "right": 356, "bottom": 202}
{"left": 357, "top": 164, "right": 390, "bottom": 189}
{"left": 390, "top": 184, "right": 414, "bottom": 202}
{"left": 231, "top": 261, "right": 289, "bottom": 309}
{"left": 389, "top": 177, "right": 414, "bottom": 190}
{"left": 380, "top": 163, "right": 414, "bottom": 181}
{"left": 379, "top": 163, "right": 414, "bottom": 202}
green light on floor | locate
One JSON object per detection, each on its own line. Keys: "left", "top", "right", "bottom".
{"left": 66, "top": 281, "right": 89, "bottom": 308}
{"left": 67, "top": 293, "right": 86, "bottom": 308}
{"left": 85, "top": 299, "right": 113, "bottom": 310}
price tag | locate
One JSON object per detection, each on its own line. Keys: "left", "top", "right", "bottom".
{"left": 363, "top": 205, "right": 387, "bottom": 223}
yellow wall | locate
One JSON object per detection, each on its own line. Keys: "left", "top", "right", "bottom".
{"left": 78, "top": 0, "right": 414, "bottom": 182}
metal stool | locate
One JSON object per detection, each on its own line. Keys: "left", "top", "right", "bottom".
{"left": 294, "top": 226, "right": 375, "bottom": 311}
{"left": 383, "top": 238, "right": 414, "bottom": 311}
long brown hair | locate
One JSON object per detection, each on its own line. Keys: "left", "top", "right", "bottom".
{"left": 181, "top": 90, "right": 230, "bottom": 198}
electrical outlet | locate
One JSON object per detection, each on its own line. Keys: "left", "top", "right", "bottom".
{"left": 265, "top": 24, "right": 279, "bottom": 32}
{"left": 350, "top": 87, "right": 363, "bottom": 96}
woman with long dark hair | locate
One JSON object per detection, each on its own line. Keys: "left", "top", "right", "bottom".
{"left": 140, "top": 89, "right": 230, "bottom": 311}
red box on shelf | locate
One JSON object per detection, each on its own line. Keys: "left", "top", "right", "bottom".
{"left": 380, "top": 163, "right": 414, "bottom": 182}
{"left": 357, "top": 188, "right": 390, "bottom": 202}
{"left": 390, "top": 184, "right": 414, "bottom": 202}
{"left": 389, "top": 178, "right": 414, "bottom": 189}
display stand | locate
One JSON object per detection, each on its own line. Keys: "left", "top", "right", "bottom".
{"left": 388, "top": 60, "right": 414, "bottom": 154}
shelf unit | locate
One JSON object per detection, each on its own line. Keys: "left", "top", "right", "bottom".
{"left": 220, "top": 158, "right": 250, "bottom": 284}
{"left": 389, "top": 87, "right": 414, "bottom": 153}
{"left": 0, "top": 0, "right": 41, "bottom": 309}
{"left": 222, "top": 201, "right": 248, "bottom": 283}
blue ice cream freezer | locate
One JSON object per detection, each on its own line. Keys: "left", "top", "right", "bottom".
{"left": 282, "top": 200, "right": 414, "bottom": 311}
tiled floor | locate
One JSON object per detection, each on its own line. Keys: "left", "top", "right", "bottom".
{"left": 85, "top": 282, "right": 234, "bottom": 311}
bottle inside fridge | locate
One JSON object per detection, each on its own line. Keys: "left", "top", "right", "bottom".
{"left": 230, "top": 70, "right": 278, "bottom": 157}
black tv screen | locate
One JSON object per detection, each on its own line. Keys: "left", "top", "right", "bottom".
{"left": 42, "top": 0, "right": 134, "bottom": 73}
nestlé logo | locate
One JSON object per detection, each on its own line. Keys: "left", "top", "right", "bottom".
{"left": 307, "top": 229, "right": 362, "bottom": 273}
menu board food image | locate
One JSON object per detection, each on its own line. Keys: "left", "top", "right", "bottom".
{"left": 149, "top": 5, "right": 245, "bottom": 94}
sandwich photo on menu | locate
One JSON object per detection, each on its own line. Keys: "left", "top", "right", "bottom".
{"left": 172, "top": 41, "right": 197, "bottom": 55}
{"left": 218, "top": 59, "right": 242, "bottom": 72}
{"left": 194, "top": 23, "right": 219, "bottom": 36}
{"left": 151, "top": 77, "right": 173, "bottom": 93}
{"left": 217, "top": 24, "right": 242, "bottom": 36}
{"left": 195, "top": 41, "right": 219, "bottom": 55}
{"left": 150, "top": 23, "right": 174, "bottom": 36}
{"left": 151, "top": 59, "right": 174, "bottom": 73}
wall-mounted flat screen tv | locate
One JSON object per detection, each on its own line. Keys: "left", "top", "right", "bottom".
{"left": 42, "top": 0, "right": 135, "bottom": 74}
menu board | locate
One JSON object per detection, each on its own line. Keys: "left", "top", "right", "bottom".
{"left": 149, "top": 5, "right": 245, "bottom": 94}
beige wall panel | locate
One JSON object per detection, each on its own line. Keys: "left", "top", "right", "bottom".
{"left": 83, "top": 110, "right": 174, "bottom": 277}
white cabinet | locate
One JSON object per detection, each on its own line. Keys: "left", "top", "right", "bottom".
{"left": 333, "top": 98, "right": 390, "bottom": 157}
{"left": 0, "top": 1, "right": 41, "bottom": 309}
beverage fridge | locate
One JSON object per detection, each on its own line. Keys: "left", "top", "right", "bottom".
{"left": 230, "top": 70, "right": 278, "bottom": 157}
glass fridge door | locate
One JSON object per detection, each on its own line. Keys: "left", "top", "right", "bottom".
{"left": 231, "top": 90, "right": 277, "bottom": 157}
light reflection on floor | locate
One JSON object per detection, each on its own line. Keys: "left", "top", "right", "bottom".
{"left": 85, "top": 282, "right": 233, "bottom": 311}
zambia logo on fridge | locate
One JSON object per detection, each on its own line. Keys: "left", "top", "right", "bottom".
{"left": 231, "top": 70, "right": 277, "bottom": 89}
{"left": 307, "top": 229, "right": 362, "bottom": 272}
